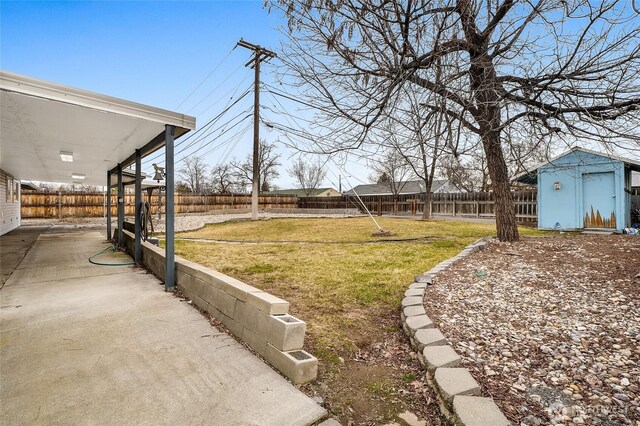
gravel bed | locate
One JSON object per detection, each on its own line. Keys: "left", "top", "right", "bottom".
{"left": 23, "top": 212, "right": 359, "bottom": 233}
{"left": 424, "top": 235, "right": 640, "bottom": 426}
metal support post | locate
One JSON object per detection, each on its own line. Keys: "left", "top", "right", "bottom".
{"left": 117, "top": 164, "right": 124, "bottom": 246}
{"left": 106, "top": 171, "right": 112, "bottom": 240}
{"left": 165, "top": 125, "right": 176, "bottom": 291}
{"left": 134, "top": 149, "right": 142, "bottom": 263}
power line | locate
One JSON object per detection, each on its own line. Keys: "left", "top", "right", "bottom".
{"left": 141, "top": 86, "right": 253, "bottom": 167}
{"left": 184, "top": 61, "right": 246, "bottom": 114}
{"left": 175, "top": 44, "right": 236, "bottom": 110}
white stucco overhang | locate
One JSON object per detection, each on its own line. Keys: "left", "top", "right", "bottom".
{"left": 0, "top": 70, "right": 196, "bottom": 186}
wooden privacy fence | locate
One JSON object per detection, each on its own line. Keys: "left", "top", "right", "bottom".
{"left": 429, "top": 190, "right": 538, "bottom": 222}
{"left": 20, "top": 191, "right": 297, "bottom": 219}
{"left": 300, "top": 190, "right": 538, "bottom": 223}
{"left": 22, "top": 190, "right": 538, "bottom": 222}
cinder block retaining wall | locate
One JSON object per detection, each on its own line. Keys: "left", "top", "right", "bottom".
{"left": 118, "top": 229, "right": 318, "bottom": 384}
{"left": 401, "top": 239, "right": 512, "bottom": 426}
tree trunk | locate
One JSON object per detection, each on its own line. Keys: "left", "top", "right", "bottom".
{"left": 422, "top": 190, "right": 432, "bottom": 220}
{"left": 483, "top": 130, "right": 519, "bottom": 241}
{"left": 467, "top": 41, "right": 519, "bottom": 242}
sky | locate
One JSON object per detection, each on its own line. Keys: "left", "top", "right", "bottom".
{"left": 0, "top": 0, "right": 365, "bottom": 191}
{"left": 2, "top": 1, "right": 637, "bottom": 191}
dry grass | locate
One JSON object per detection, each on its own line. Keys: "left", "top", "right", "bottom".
{"left": 174, "top": 218, "right": 544, "bottom": 357}
{"left": 172, "top": 217, "right": 546, "bottom": 423}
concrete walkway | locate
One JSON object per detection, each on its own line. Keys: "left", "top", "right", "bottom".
{"left": 0, "top": 229, "right": 326, "bottom": 425}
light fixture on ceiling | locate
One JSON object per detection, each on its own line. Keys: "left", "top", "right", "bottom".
{"left": 71, "top": 173, "right": 85, "bottom": 180}
{"left": 60, "top": 151, "right": 74, "bottom": 162}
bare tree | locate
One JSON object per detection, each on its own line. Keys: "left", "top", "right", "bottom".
{"left": 210, "top": 164, "right": 237, "bottom": 194}
{"left": 288, "top": 158, "right": 327, "bottom": 196}
{"left": 368, "top": 149, "right": 413, "bottom": 198}
{"left": 273, "top": 0, "right": 640, "bottom": 241}
{"left": 440, "top": 153, "right": 488, "bottom": 193}
{"left": 231, "top": 140, "right": 282, "bottom": 193}
{"left": 178, "top": 156, "right": 209, "bottom": 194}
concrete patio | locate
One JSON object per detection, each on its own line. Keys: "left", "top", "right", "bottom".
{"left": 0, "top": 227, "right": 326, "bottom": 425}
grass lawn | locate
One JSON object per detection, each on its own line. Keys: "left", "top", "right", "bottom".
{"left": 173, "top": 217, "right": 545, "bottom": 423}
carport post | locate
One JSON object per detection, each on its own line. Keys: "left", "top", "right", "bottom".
{"left": 134, "top": 149, "right": 142, "bottom": 263}
{"left": 106, "top": 170, "right": 112, "bottom": 240}
{"left": 165, "top": 125, "right": 175, "bottom": 290}
{"left": 117, "top": 164, "right": 124, "bottom": 246}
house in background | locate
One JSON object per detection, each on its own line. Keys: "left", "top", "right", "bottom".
{"left": 515, "top": 147, "right": 640, "bottom": 231}
{"left": 265, "top": 187, "right": 341, "bottom": 197}
{"left": 344, "top": 179, "right": 460, "bottom": 196}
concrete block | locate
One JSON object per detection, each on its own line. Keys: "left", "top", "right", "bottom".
{"left": 234, "top": 300, "right": 266, "bottom": 334}
{"left": 192, "top": 295, "right": 209, "bottom": 312}
{"left": 403, "top": 305, "right": 426, "bottom": 318}
{"left": 176, "top": 258, "right": 221, "bottom": 287}
{"left": 266, "top": 314, "right": 306, "bottom": 351}
{"left": 414, "top": 274, "right": 433, "bottom": 284}
{"left": 453, "top": 396, "right": 510, "bottom": 426}
{"left": 423, "top": 346, "right": 462, "bottom": 372}
{"left": 265, "top": 344, "right": 318, "bottom": 384}
{"left": 219, "top": 314, "right": 243, "bottom": 337}
{"left": 414, "top": 328, "right": 446, "bottom": 351}
{"left": 219, "top": 277, "right": 262, "bottom": 301}
{"left": 434, "top": 368, "right": 481, "bottom": 403}
{"left": 401, "top": 296, "right": 423, "bottom": 308}
{"left": 201, "top": 281, "right": 217, "bottom": 304}
{"left": 206, "top": 303, "right": 223, "bottom": 321}
{"left": 409, "top": 282, "right": 427, "bottom": 290}
{"left": 405, "top": 315, "right": 434, "bottom": 335}
{"left": 241, "top": 327, "right": 267, "bottom": 357}
{"left": 210, "top": 287, "right": 238, "bottom": 318}
{"left": 176, "top": 270, "right": 191, "bottom": 292}
{"left": 404, "top": 288, "right": 424, "bottom": 297}
{"left": 246, "top": 291, "right": 289, "bottom": 315}
{"left": 190, "top": 277, "right": 205, "bottom": 299}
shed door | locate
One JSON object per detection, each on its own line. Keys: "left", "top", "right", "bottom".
{"left": 582, "top": 172, "right": 616, "bottom": 228}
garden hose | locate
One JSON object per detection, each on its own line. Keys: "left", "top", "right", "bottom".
{"left": 88, "top": 245, "right": 135, "bottom": 266}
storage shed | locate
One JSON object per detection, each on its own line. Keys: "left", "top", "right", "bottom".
{"left": 516, "top": 147, "right": 640, "bottom": 231}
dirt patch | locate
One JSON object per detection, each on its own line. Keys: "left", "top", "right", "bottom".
{"left": 425, "top": 235, "right": 640, "bottom": 425}
{"left": 301, "top": 309, "right": 445, "bottom": 425}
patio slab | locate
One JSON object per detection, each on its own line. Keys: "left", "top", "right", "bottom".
{"left": 0, "top": 230, "right": 326, "bottom": 425}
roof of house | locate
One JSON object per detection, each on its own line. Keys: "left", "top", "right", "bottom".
{"left": 265, "top": 188, "right": 338, "bottom": 197}
{"left": 514, "top": 147, "right": 640, "bottom": 185}
{"left": 344, "top": 179, "right": 450, "bottom": 196}
{"left": 0, "top": 70, "right": 195, "bottom": 186}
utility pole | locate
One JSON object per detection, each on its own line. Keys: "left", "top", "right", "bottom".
{"left": 237, "top": 39, "right": 277, "bottom": 220}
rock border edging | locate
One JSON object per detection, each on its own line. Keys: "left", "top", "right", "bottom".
{"left": 401, "top": 238, "right": 512, "bottom": 426}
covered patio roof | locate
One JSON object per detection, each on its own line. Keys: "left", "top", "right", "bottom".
{"left": 0, "top": 70, "right": 195, "bottom": 186}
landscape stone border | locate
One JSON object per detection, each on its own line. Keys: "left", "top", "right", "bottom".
{"left": 401, "top": 238, "right": 512, "bottom": 426}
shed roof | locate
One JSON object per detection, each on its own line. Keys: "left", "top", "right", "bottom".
{"left": 0, "top": 70, "right": 196, "bottom": 186}
{"left": 514, "top": 147, "right": 640, "bottom": 185}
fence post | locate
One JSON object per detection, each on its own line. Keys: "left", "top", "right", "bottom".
{"left": 476, "top": 200, "right": 480, "bottom": 217}
{"left": 58, "top": 191, "right": 62, "bottom": 220}
{"left": 453, "top": 199, "right": 457, "bottom": 216}
{"left": 377, "top": 198, "right": 382, "bottom": 216}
